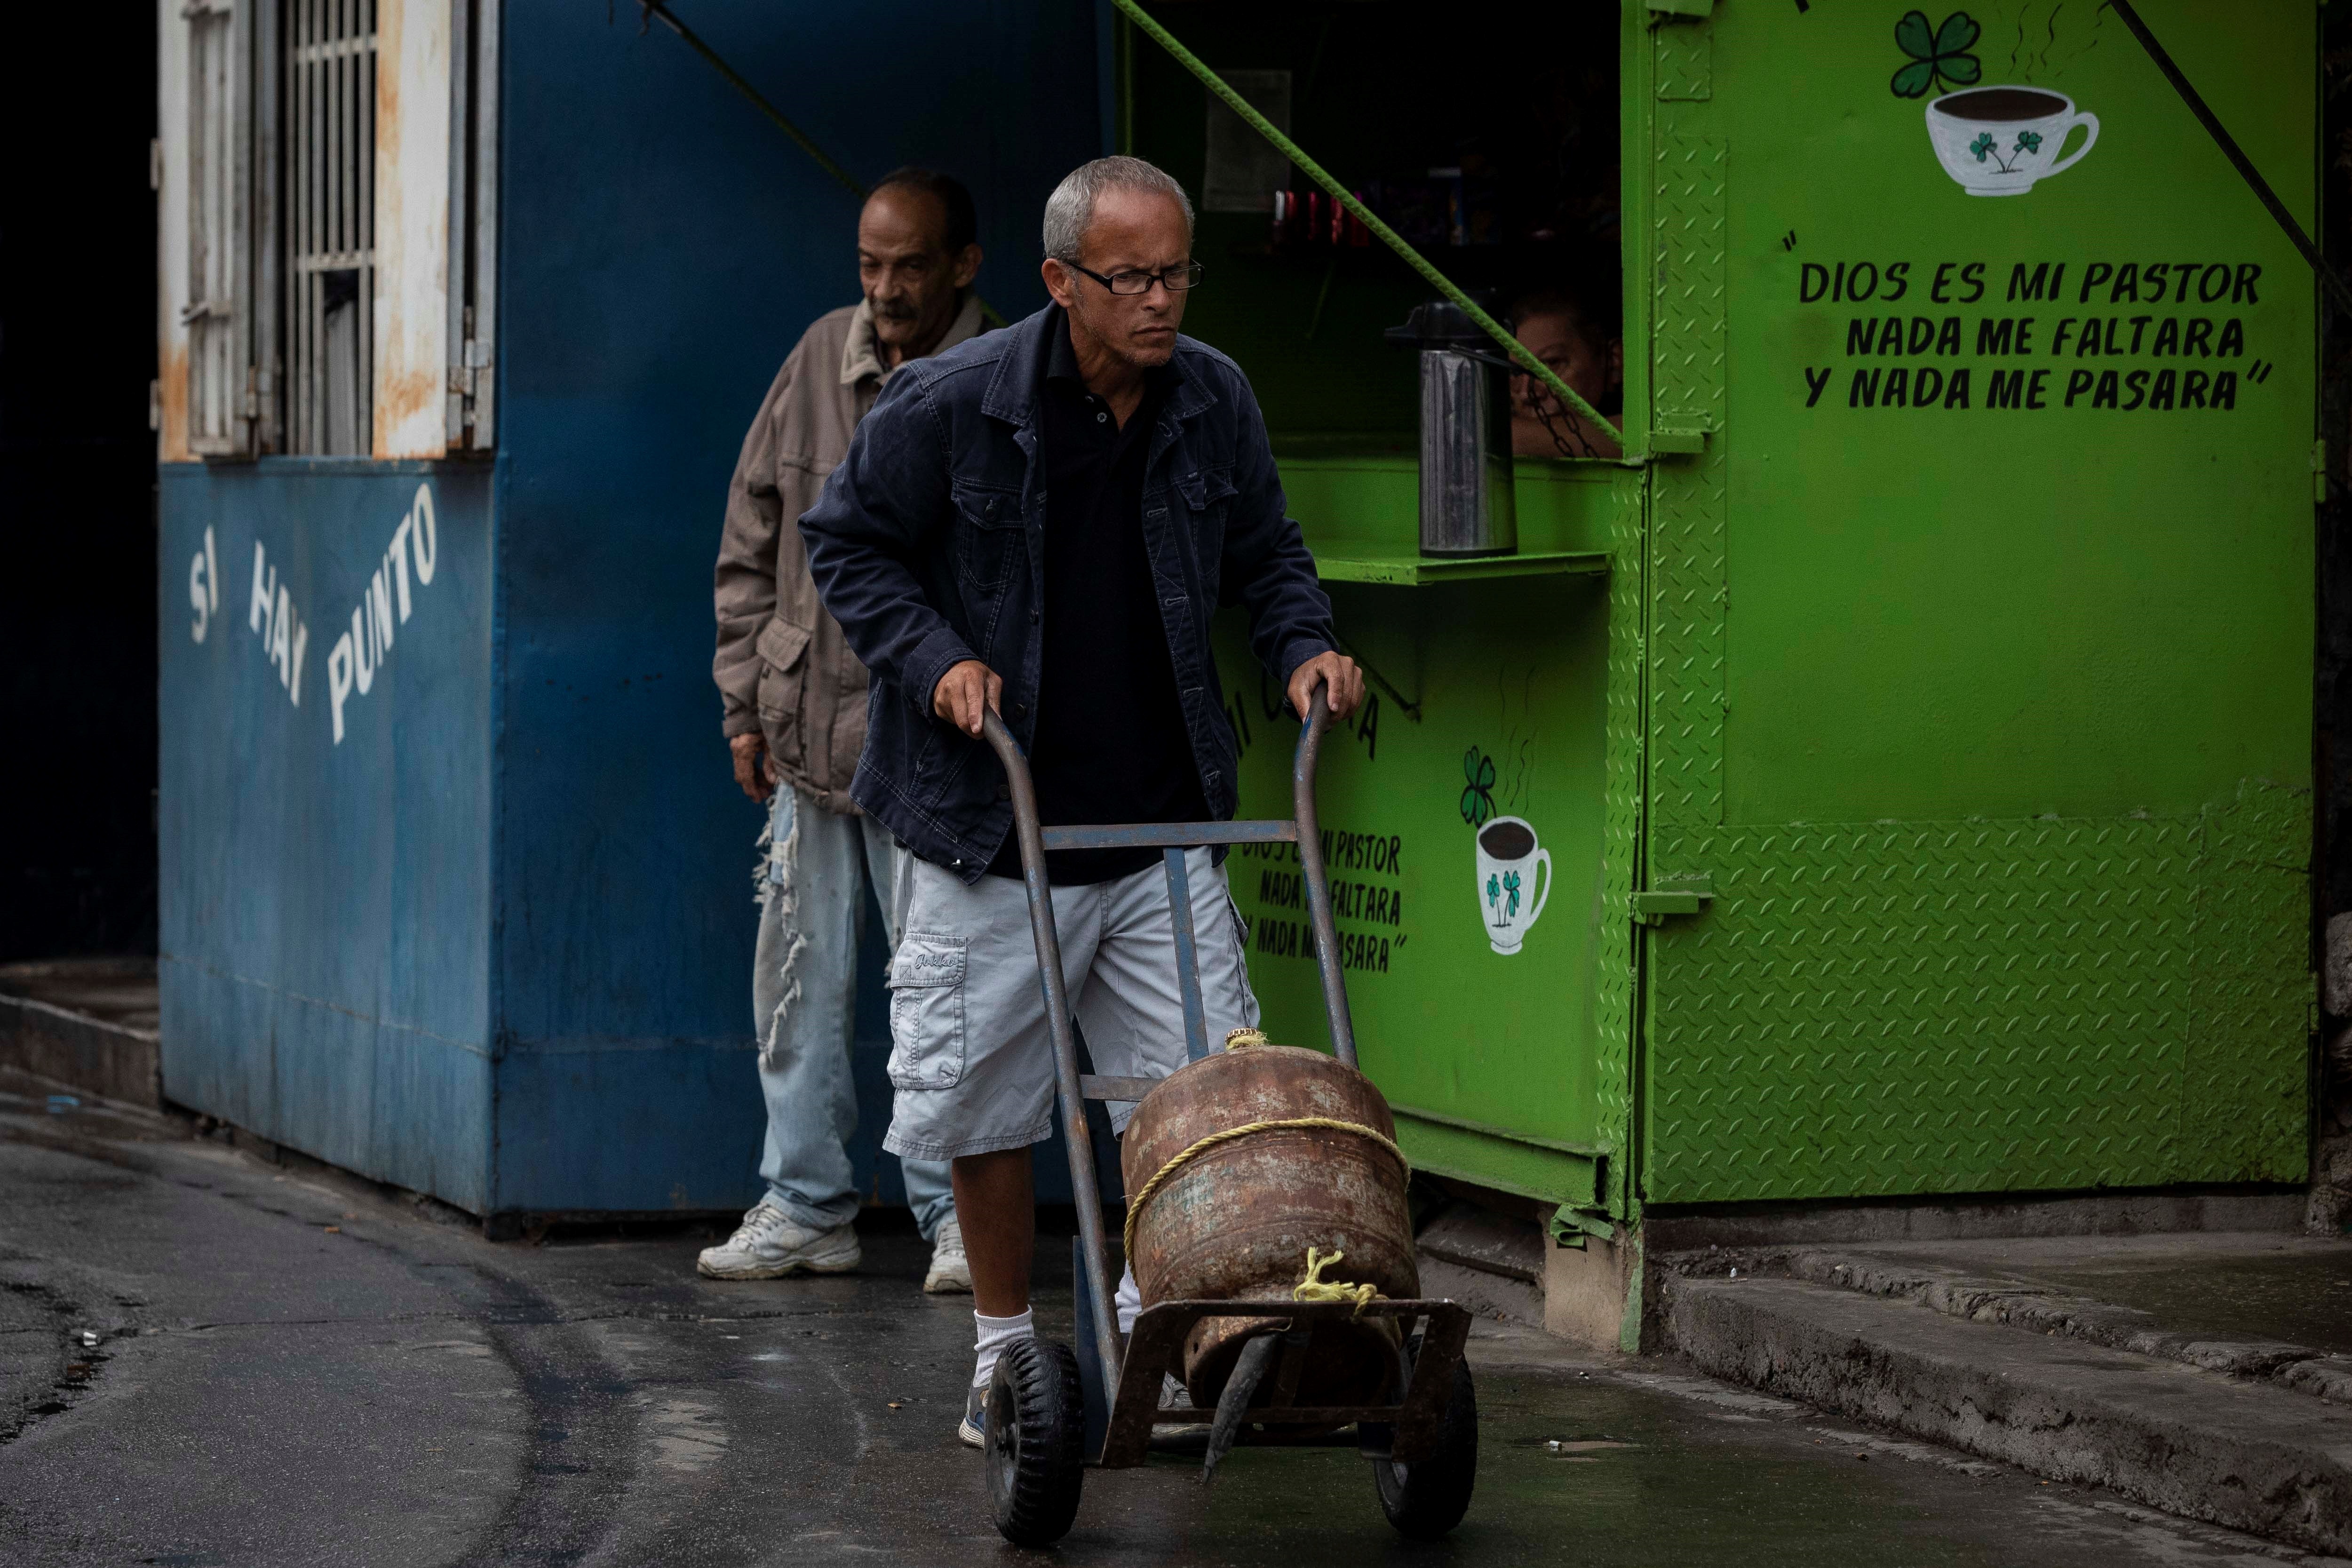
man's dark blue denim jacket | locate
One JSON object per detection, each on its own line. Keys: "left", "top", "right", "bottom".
{"left": 798, "top": 305, "right": 1335, "bottom": 883}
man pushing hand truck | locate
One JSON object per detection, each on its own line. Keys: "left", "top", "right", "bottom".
{"left": 798, "top": 155, "right": 1365, "bottom": 1447}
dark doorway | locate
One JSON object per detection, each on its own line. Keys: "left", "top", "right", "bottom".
{"left": 0, "top": 2, "right": 161, "bottom": 959}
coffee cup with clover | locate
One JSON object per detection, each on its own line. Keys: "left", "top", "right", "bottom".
{"left": 1473, "top": 815, "right": 1550, "bottom": 956}
{"left": 1893, "top": 10, "right": 2099, "bottom": 197}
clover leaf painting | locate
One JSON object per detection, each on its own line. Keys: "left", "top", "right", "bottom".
{"left": 1969, "top": 126, "right": 2046, "bottom": 173}
{"left": 1891, "top": 10, "right": 1981, "bottom": 98}
{"left": 1459, "top": 747, "right": 1497, "bottom": 829}
{"left": 1901, "top": 3, "right": 2101, "bottom": 198}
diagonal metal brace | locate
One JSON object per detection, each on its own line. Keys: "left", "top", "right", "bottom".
{"left": 2106, "top": 0, "right": 2352, "bottom": 321}
{"left": 1110, "top": 0, "right": 1627, "bottom": 459}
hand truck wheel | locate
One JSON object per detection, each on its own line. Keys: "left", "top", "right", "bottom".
{"left": 984, "top": 1337, "right": 1087, "bottom": 1547}
{"left": 1369, "top": 1357, "right": 1478, "bottom": 1539}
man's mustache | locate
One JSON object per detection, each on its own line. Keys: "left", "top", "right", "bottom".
{"left": 870, "top": 298, "right": 921, "bottom": 321}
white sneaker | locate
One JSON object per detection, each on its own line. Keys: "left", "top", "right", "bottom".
{"left": 923, "top": 1215, "right": 972, "bottom": 1295}
{"left": 959, "top": 1383, "right": 988, "bottom": 1448}
{"left": 1139, "top": 1370, "right": 1212, "bottom": 1453}
{"left": 696, "top": 1199, "right": 860, "bottom": 1280}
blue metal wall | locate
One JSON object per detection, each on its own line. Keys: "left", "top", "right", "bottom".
{"left": 160, "top": 462, "right": 496, "bottom": 1211}
{"left": 160, "top": 3, "right": 1109, "bottom": 1217}
{"left": 488, "top": 0, "right": 1106, "bottom": 1212}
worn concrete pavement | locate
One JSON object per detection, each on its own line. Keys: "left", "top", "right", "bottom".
{"left": 3, "top": 1073, "right": 2345, "bottom": 1567}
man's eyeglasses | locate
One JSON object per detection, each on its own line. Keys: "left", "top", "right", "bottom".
{"left": 1064, "top": 261, "right": 1206, "bottom": 296}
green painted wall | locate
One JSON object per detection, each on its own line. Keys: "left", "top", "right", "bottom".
{"left": 1725, "top": 6, "right": 2312, "bottom": 826}
{"left": 1215, "top": 466, "right": 1634, "bottom": 1207}
{"left": 1640, "top": 0, "right": 2315, "bottom": 1203}
{"left": 1136, "top": 0, "right": 2316, "bottom": 1214}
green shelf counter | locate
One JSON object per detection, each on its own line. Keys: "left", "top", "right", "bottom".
{"left": 1307, "top": 544, "right": 1613, "bottom": 587}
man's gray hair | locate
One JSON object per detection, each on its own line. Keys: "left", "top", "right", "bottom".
{"left": 1041, "top": 156, "right": 1195, "bottom": 263}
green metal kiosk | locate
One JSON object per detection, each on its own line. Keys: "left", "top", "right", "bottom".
{"left": 1120, "top": 0, "right": 2317, "bottom": 1342}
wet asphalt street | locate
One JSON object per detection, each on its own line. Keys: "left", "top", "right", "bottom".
{"left": 2, "top": 1075, "right": 2342, "bottom": 1568}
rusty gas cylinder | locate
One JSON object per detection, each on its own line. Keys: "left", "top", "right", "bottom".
{"left": 1120, "top": 1041, "right": 1416, "bottom": 1411}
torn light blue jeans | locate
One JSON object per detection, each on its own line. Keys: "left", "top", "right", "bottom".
{"left": 756, "top": 784, "right": 954, "bottom": 1241}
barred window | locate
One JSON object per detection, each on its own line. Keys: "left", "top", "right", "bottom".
{"left": 162, "top": 0, "right": 497, "bottom": 460}
{"left": 284, "top": 0, "right": 377, "bottom": 455}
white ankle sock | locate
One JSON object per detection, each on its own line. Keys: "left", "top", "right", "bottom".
{"left": 1115, "top": 1266, "right": 1141, "bottom": 1335}
{"left": 972, "top": 1309, "right": 1033, "bottom": 1390}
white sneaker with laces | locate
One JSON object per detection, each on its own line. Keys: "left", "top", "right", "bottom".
{"left": 923, "top": 1215, "right": 972, "bottom": 1295}
{"left": 696, "top": 1199, "right": 859, "bottom": 1280}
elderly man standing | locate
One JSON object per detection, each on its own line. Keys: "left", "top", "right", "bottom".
{"left": 800, "top": 155, "right": 1363, "bottom": 1443}
{"left": 706, "top": 167, "right": 986, "bottom": 1292}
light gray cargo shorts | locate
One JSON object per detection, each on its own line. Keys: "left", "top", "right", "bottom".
{"left": 881, "top": 847, "right": 1260, "bottom": 1162}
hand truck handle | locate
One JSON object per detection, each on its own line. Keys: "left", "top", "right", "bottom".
{"left": 1290, "top": 681, "right": 1358, "bottom": 1067}
{"left": 980, "top": 681, "right": 1359, "bottom": 1068}
{"left": 977, "top": 706, "right": 1126, "bottom": 1395}
{"left": 975, "top": 710, "right": 1076, "bottom": 1109}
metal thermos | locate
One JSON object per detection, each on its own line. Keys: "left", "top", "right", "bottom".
{"left": 1386, "top": 300, "right": 1518, "bottom": 558}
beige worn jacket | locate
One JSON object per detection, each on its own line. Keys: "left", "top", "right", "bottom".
{"left": 713, "top": 294, "right": 986, "bottom": 813}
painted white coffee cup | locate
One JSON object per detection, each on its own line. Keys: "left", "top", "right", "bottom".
{"left": 1474, "top": 815, "right": 1551, "bottom": 956}
{"left": 1924, "top": 85, "right": 2098, "bottom": 196}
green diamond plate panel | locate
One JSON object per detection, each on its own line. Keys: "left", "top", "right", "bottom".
{"left": 1647, "top": 445, "right": 1725, "bottom": 831}
{"left": 1652, "top": 131, "right": 1724, "bottom": 430}
{"left": 1653, "top": 18, "right": 1711, "bottom": 101}
{"left": 2186, "top": 780, "right": 2312, "bottom": 1180}
{"left": 1596, "top": 477, "right": 1647, "bottom": 1213}
{"left": 1645, "top": 795, "right": 2310, "bottom": 1203}
{"left": 1649, "top": 129, "right": 1726, "bottom": 831}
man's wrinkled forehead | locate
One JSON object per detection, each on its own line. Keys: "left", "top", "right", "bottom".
{"left": 1073, "top": 189, "right": 1192, "bottom": 269}
{"left": 858, "top": 187, "right": 952, "bottom": 257}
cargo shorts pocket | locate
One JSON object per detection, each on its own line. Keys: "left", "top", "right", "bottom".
{"left": 886, "top": 933, "right": 968, "bottom": 1090}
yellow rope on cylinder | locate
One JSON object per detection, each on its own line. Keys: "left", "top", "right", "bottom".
{"left": 1292, "top": 1245, "right": 1383, "bottom": 1315}
{"left": 1120, "top": 1116, "right": 1410, "bottom": 1263}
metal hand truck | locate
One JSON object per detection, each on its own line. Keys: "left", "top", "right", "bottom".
{"left": 973, "top": 686, "right": 1478, "bottom": 1546}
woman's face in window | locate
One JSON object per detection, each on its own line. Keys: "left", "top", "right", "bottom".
{"left": 1510, "top": 309, "right": 1623, "bottom": 459}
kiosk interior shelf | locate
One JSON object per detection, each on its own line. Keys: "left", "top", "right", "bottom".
{"left": 1309, "top": 543, "right": 1610, "bottom": 587}
{"left": 1275, "top": 447, "right": 1632, "bottom": 582}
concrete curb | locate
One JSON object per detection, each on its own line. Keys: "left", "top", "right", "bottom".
{"left": 1417, "top": 1255, "right": 1544, "bottom": 1326}
{"left": 1661, "top": 1272, "right": 2352, "bottom": 1556}
{"left": 1675, "top": 1246, "right": 2352, "bottom": 1409}
{"left": 0, "top": 992, "right": 160, "bottom": 1110}
{"left": 1414, "top": 1202, "right": 1548, "bottom": 1328}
